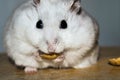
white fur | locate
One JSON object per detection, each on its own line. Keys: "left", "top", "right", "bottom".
{"left": 4, "top": 0, "right": 99, "bottom": 72}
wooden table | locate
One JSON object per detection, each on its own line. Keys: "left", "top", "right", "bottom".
{"left": 0, "top": 47, "right": 120, "bottom": 80}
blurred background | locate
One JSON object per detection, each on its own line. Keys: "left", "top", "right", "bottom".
{"left": 0, "top": 0, "right": 120, "bottom": 53}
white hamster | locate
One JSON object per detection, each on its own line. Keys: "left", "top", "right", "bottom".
{"left": 4, "top": 0, "right": 99, "bottom": 73}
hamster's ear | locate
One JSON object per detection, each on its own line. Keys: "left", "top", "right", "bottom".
{"left": 33, "top": 0, "right": 40, "bottom": 5}
{"left": 70, "top": 0, "right": 82, "bottom": 15}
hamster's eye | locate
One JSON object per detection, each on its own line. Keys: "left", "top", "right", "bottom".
{"left": 60, "top": 20, "right": 67, "bottom": 29}
{"left": 36, "top": 20, "right": 43, "bottom": 29}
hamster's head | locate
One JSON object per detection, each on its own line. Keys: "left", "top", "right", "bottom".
{"left": 25, "top": 0, "right": 83, "bottom": 54}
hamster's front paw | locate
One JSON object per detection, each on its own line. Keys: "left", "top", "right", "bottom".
{"left": 34, "top": 51, "right": 43, "bottom": 61}
{"left": 24, "top": 67, "right": 38, "bottom": 74}
{"left": 53, "top": 54, "right": 65, "bottom": 63}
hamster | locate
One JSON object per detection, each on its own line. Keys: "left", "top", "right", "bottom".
{"left": 4, "top": 0, "right": 99, "bottom": 73}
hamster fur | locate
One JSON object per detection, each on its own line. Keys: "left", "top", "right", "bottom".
{"left": 4, "top": 0, "right": 99, "bottom": 73}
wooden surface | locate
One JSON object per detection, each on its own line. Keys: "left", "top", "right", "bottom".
{"left": 0, "top": 47, "right": 120, "bottom": 80}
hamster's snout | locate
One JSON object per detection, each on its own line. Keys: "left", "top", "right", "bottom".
{"left": 46, "top": 38, "right": 58, "bottom": 53}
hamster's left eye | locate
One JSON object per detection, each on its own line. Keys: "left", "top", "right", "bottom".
{"left": 60, "top": 20, "right": 67, "bottom": 29}
{"left": 36, "top": 20, "right": 43, "bottom": 29}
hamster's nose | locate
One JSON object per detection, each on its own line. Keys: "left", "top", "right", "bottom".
{"left": 46, "top": 39, "right": 58, "bottom": 53}
{"left": 46, "top": 38, "right": 58, "bottom": 45}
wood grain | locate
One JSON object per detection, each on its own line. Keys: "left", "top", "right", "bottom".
{"left": 0, "top": 47, "right": 120, "bottom": 80}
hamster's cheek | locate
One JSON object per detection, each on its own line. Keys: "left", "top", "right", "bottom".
{"left": 55, "top": 42, "right": 64, "bottom": 53}
{"left": 59, "top": 33, "right": 73, "bottom": 46}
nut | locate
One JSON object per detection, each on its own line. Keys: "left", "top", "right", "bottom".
{"left": 40, "top": 53, "right": 60, "bottom": 60}
{"left": 109, "top": 57, "right": 120, "bottom": 66}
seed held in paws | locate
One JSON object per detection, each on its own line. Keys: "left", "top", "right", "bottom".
{"left": 40, "top": 53, "right": 60, "bottom": 60}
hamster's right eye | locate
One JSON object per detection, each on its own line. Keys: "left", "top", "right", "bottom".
{"left": 36, "top": 20, "right": 43, "bottom": 29}
{"left": 60, "top": 20, "right": 67, "bottom": 29}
